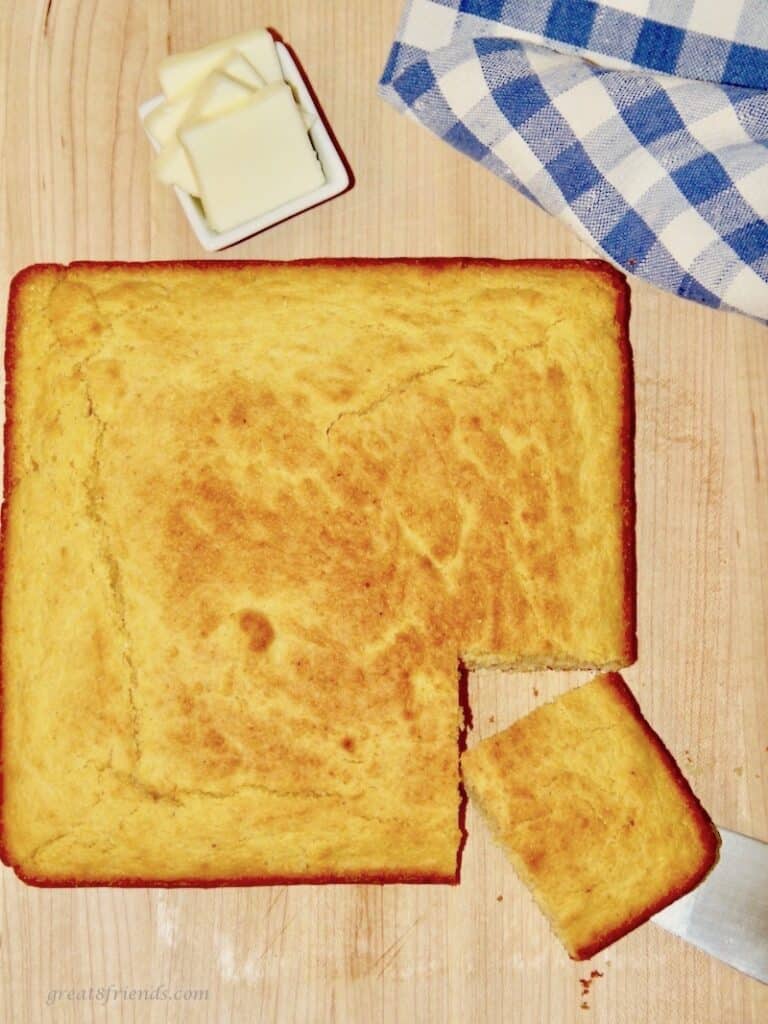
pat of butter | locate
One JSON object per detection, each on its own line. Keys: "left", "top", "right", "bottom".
{"left": 155, "top": 72, "right": 255, "bottom": 195}
{"left": 180, "top": 83, "right": 325, "bottom": 233}
{"left": 159, "top": 29, "right": 282, "bottom": 100}
{"left": 155, "top": 143, "right": 200, "bottom": 195}
{"left": 145, "top": 93, "right": 195, "bottom": 149}
{"left": 146, "top": 53, "right": 265, "bottom": 148}
{"left": 217, "top": 52, "right": 265, "bottom": 91}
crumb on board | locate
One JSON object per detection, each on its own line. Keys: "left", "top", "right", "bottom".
{"left": 579, "top": 970, "right": 604, "bottom": 1010}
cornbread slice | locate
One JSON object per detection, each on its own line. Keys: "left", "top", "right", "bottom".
{"left": 461, "top": 673, "right": 719, "bottom": 959}
{"left": 2, "top": 259, "right": 634, "bottom": 885}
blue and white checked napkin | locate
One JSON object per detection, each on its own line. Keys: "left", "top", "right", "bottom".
{"left": 379, "top": 0, "right": 768, "bottom": 322}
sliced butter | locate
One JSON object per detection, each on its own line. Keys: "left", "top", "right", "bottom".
{"left": 154, "top": 142, "right": 201, "bottom": 195}
{"left": 185, "top": 70, "right": 257, "bottom": 122}
{"left": 180, "top": 83, "right": 325, "bottom": 233}
{"left": 219, "top": 52, "right": 265, "bottom": 91}
{"left": 159, "top": 29, "right": 282, "bottom": 100}
{"left": 155, "top": 72, "right": 255, "bottom": 195}
{"left": 226, "top": 48, "right": 313, "bottom": 128}
{"left": 146, "top": 95, "right": 194, "bottom": 149}
{"left": 146, "top": 54, "right": 265, "bottom": 148}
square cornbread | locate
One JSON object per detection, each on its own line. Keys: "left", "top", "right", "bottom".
{"left": 461, "top": 673, "right": 719, "bottom": 959}
{"left": 1, "top": 259, "right": 635, "bottom": 885}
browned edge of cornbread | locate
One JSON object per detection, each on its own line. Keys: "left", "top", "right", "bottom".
{"left": 570, "top": 673, "right": 720, "bottom": 960}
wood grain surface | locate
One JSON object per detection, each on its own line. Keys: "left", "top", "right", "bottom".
{"left": 1, "top": 2, "right": 766, "bottom": 1022}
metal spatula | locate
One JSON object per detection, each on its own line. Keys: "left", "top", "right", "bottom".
{"left": 652, "top": 828, "right": 768, "bottom": 983}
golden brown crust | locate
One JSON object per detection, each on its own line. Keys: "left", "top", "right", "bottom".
{"left": 611, "top": 285, "right": 638, "bottom": 667}
{"left": 7, "top": 866, "right": 454, "bottom": 888}
{"left": 461, "top": 672, "right": 719, "bottom": 960}
{"left": 2, "top": 259, "right": 634, "bottom": 885}
{"left": 570, "top": 674, "right": 718, "bottom": 960}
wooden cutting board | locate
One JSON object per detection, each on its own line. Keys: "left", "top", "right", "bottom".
{"left": 1, "top": 3, "right": 766, "bottom": 1022}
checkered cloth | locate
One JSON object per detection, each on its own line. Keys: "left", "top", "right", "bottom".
{"left": 379, "top": 0, "right": 768, "bottom": 322}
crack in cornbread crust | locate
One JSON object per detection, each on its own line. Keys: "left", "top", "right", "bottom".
{"left": 2, "top": 259, "right": 635, "bottom": 886}
{"left": 461, "top": 673, "right": 719, "bottom": 959}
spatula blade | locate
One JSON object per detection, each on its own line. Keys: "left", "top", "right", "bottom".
{"left": 652, "top": 827, "right": 768, "bottom": 984}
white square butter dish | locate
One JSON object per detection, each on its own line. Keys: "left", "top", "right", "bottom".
{"left": 139, "top": 42, "right": 350, "bottom": 251}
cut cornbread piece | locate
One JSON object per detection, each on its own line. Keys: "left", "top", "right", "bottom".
{"left": 180, "top": 84, "right": 324, "bottom": 231}
{"left": 2, "top": 259, "right": 634, "bottom": 886}
{"left": 159, "top": 28, "right": 282, "bottom": 100}
{"left": 461, "top": 673, "right": 719, "bottom": 959}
